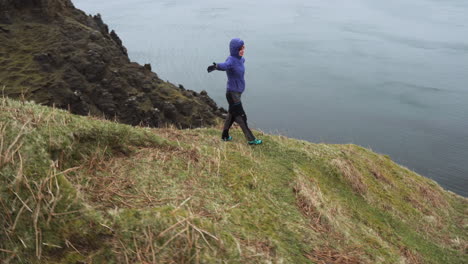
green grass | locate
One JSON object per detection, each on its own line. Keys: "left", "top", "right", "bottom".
{"left": 0, "top": 97, "right": 466, "bottom": 263}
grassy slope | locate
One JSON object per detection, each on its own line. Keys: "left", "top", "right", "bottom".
{"left": 0, "top": 97, "right": 466, "bottom": 264}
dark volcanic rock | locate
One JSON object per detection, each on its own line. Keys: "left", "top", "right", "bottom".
{"left": 0, "top": 11, "right": 12, "bottom": 24}
{"left": 0, "top": 25, "right": 10, "bottom": 33}
{"left": 0, "top": 0, "right": 223, "bottom": 128}
{"left": 33, "top": 52, "right": 60, "bottom": 72}
{"left": 92, "top": 14, "right": 109, "bottom": 34}
{"left": 199, "top": 90, "right": 219, "bottom": 111}
{"left": 110, "top": 30, "right": 127, "bottom": 56}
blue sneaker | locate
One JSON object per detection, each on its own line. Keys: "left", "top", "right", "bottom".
{"left": 248, "top": 139, "right": 262, "bottom": 145}
{"left": 222, "top": 136, "right": 233, "bottom": 142}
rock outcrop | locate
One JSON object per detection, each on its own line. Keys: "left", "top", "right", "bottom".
{"left": 0, "top": 0, "right": 225, "bottom": 128}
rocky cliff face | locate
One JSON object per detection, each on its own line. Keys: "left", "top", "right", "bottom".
{"left": 0, "top": 0, "right": 225, "bottom": 128}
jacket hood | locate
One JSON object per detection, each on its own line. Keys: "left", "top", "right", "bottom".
{"left": 229, "top": 38, "right": 244, "bottom": 58}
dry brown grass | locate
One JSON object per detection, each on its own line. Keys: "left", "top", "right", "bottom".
{"left": 399, "top": 246, "right": 424, "bottom": 264}
{"left": 292, "top": 170, "right": 358, "bottom": 241}
{"left": 157, "top": 127, "right": 201, "bottom": 143}
{"left": 66, "top": 137, "right": 207, "bottom": 211}
{"left": 305, "top": 245, "right": 363, "bottom": 264}
{"left": 402, "top": 176, "right": 448, "bottom": 214}
{"left": 294, "top": 169, "right": 371, "bottom": 264}
{"left": 330, "top": 158, "right": 367, "bottom": 195}
{"left": 1, "top": 101, "right": 47, "bottom": 261}
{"left": 404, "top": 195, "right": 426, "bottom": 212}
{"left": 340, "top": 145, "right": 393, "bottom": 187}
{"left": 417, "top": 183, "right": 448, "bottom": 209}
{"left": 0, "top": 122, "right": 82, "bottom": 260}
{"left": 112, "top": 211, "right": 222, "bottom": 264}
{"left": 367, "top": 161, "right": 393, "bottom": 186}
{"left": 70, "top": 147, "right": 169, "bottom": 209}
{"left": 448, "top": 236, "right": 468, "bottom": 254}
{"left": 294, "top": 184, "right": 332, "bottom": 233}
{"left": 239, "top": 237, "right": 277, "bottom": 261}
{"left": 0, "top": 121, "right": 27, "bottom": 170}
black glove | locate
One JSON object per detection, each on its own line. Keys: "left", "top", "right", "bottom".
{"left": 207, "top": 62, "right": 217, "bottom": 73}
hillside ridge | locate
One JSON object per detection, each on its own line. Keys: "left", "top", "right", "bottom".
{"left": 0, "top": 97, "right": 466, "bottom": 263}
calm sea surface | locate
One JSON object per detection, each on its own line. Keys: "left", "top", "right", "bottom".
{"left": 73, "top": 0, "right": 468, "bottom": 197}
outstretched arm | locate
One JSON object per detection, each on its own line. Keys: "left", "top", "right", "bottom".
{"left": 215, "top": 57, "right": 233, "bottom": 71}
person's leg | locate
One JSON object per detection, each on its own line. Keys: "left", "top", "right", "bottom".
{"left": 233, "top": 113, "right": 255, "bottom": 141}
{"left": 228, "top": 92, "right": 256, "bottom": 142}
{"left": 222, "top": 113, "right": 235, "bottom": 139}
{"left": 222, "top": 92, "right": 236, "bottom": 140}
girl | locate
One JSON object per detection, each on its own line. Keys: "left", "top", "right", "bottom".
{"left": 207, "top": 38, "right": 262, "bottom": 145}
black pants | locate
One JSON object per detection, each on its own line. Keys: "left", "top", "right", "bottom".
{"left": 223, "top": 92, "right": 255, "bottom": 141}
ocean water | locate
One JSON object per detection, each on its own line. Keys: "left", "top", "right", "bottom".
{"left": 73, "top": 0, "right": 468, "bottom": 197}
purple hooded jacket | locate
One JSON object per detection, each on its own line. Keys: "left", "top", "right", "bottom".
{"left": 216, "top": 38, "right": 246, "bottom": 93}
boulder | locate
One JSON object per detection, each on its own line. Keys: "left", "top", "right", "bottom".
{"left": 174, "top": 98, "right": 193, "bottom": 116}
{"left": 162, "top": 101, "right": 177, "bottom": 119}
{"left": 144, "top": 63, "right": 152, "bottom": 71}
